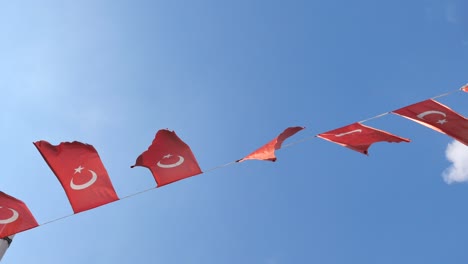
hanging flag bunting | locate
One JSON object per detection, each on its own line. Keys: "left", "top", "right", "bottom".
{"left": 34, "top": 141, "right": 119, "bottom": 213}
{"left": 131, "top": 129, "right": 202, "bottom": 187}
{"left": 237, "top": 126, "right": 305, "bottom": 162}
{"left": 393, "top": 99, "right": 468, "bottom": 145}
{"left": 317, "top": 122, "right": 410, "bottom": 155}
{"left": 0, "top": 192, "right": 38, "bottom": 238}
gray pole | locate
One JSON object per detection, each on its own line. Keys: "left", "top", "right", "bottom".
{"left": 0, "top": 235, "right": 14, "bottom": 261}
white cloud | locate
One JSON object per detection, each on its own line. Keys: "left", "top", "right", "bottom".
{"left": 442, "top": 140, "right": 468, "bottom": 184}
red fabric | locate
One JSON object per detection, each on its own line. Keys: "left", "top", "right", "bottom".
{"left": 317, "top": 123, "right": 410, "bottom": 155}
{"left": 462, "top": 84, "right": 468, "bottom": 93}
{"left": 34, "top": 141, "right": 119, "bottom": 213}
{"left": 393, "top": 99, "right": 468, "bottom": 145}
{"left": 132, "top": 129, "right": 202, "bottom": 187}
{"left": 238, "top": 126, "right": 305, "bottom": 162}
{"left": 0, "top": 192, "right": 38, "bottom": 237}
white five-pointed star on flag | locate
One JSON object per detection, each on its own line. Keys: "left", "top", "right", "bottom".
{"left": 74, "top": 166, "right": 84, "bottom": 174}
{"left": 437, "top": 119, "right": 448, "bottom": 125}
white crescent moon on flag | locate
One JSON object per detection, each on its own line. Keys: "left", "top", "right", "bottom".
{"left": 70, "top": 169, "right": 98, "bottom": 190}
{"left": 335, "top": 129, "right": 362, "bottom": 137}
{"left": 157, "top": 155, "right": 185, "bottom": 168}
{"left": 417, "top": 110, "right": 446, "bottom": 120}
{"left": 0, "top": 207, "right": 19, "bottom": 224}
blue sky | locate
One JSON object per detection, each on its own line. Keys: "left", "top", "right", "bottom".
{"left": 1, "top": 0, "right": 468, "bottom": 263}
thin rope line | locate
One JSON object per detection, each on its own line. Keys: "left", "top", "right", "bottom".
{"left": 118, "top": 186, "right": 155, "bottom": 201}
{"left": 203, "top": 161, "right": 237, "bottom": 173}
{"left": 431, "top": 88, "right": 462, "bottom": 99}
{"left": 281, "top": 135, "right": 316, "bottom": 149}
{"left": 40, "top": 213, "right": 75, "bottom": 227}
{"left": 358, "top": 112, "right": 390, "bottom": 123}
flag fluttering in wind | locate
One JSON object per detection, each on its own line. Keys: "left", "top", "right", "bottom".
{"left": 132, "top": 129, "right": 203, "bottom": 187}
{"left": 0, "top": 192, "right": 38, "bottom": 238}
{"left": 393, "top": 99, "right": 468, "bottom": 146}
{"left": 34, "top": 141, "right": 119, "bottom": 213}
{"left": 237, "top": 126, "right": 305, "bottom": 162}
{"left": 317, "top": 122, "right": 410, "bottom": 155}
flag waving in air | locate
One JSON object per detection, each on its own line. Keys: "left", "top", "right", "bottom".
{"left": 317, "top": 122, "right": 410, "bottom": 155}
{"left": 393, "top": 99, "right": 468, "bottom": 146}
{"left": 34, "top": 141, "right": 119, "bottom": 213}
{"left": 237, "top": 126, "right": 305, "bottom": 162}
{"left": 132, "top": 129, "right": 202, "bottom": 187}
{"left": 0, "top": 192, "right": 38, "bottom": 238}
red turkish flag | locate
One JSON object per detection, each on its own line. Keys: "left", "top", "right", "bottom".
{"left": 0, "top": 192, "right": 38, "bottom": 237}
{"left": 317, "top": 123, "right": 410, "bottom": 155}
{"left": 237, "top": 126, "right": 305, "bottom": 162}
{"left": 393, "top": 99, "right": 468, "bottom": 145}
{"left": 34, "top": 141, "right": 119, "bottom": 213}
{"left": 131, "top": 129, "right": 202, "bottom": 187}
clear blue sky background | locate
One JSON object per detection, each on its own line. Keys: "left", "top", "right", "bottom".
{"left": 1, "top": 0, "right": 468, "bottom": 263}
